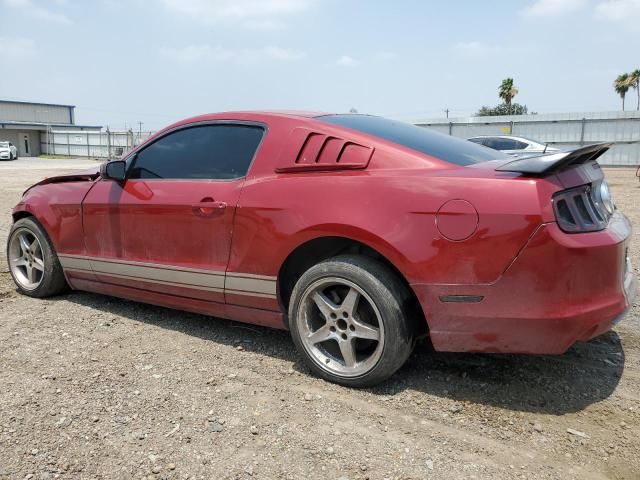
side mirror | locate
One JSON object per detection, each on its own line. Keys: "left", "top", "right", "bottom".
{"left": 100, "top": 160, "right": 126, "bottom": 181}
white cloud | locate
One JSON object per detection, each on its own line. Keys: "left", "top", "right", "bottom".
{"left": 263, "top": 46, "right": 306, "bottom": 61}
{"left": 160, "top": 44, "right": 305, "bottom": 64}
{"left": 160, "top": 0, "right": 314, "bottom": 28}
{"left": 3, "top": 0, "right": 72, "bottom": 24}
{"left": 336, "top": 55, "right": 358, "bottom": 67}
{"left": 0, "top": 37, "right": 36, "bottom": 59}
{"left": 594, "top": 0, "right": 640, "bottom": 23}
{"left": 523, "top": 0, "right": 587, "bottom": 16}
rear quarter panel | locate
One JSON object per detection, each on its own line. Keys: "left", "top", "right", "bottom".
{"left": 230, "top": 151, "right": 551, "bottom": 295}
{"left": 226, "top": 115, "right": 557, "bottom": 313}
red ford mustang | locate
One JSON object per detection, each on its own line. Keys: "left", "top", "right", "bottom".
{"left": 6, "top": 112, "right": 637, "bottom": 387}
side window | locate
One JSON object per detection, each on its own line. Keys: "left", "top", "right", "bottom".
{"left": 486, "top": 138, "right": 519, "bottom": 150}
{"left": 128, "top": 124, "right": 264, "bottom": 180}
{"left": 512, "top": 140, "right": 528, "bottom": 149}
{"left": 467, "top": 138, "right": 484, "bottom": 145}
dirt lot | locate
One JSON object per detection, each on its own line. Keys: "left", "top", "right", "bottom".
{"left": 0, "top": 158, "right": 638, "bottom": 480}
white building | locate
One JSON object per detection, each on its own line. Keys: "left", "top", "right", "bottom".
{"left": 0, "top": 99, "right": 101, "bottom": 156}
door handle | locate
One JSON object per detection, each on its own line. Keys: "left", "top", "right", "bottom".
{"left": 192, "top": 197, "right": 227, "bottom": 217}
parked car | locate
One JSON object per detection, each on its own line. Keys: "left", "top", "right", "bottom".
{"left": 0, "top": 141, "right": 18, "bottom": 160}
{"left": 468, "top": 135, "right": 560, "bottom": 157}
{"left": 6, "top": 112, "right": 636, "bottom": 387}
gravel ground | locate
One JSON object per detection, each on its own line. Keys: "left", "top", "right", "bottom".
{"left": 0, "top": 158, "right": 638, "bottom": 480}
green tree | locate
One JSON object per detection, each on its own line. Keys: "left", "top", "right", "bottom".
{"left": 614, "top": 73, "right": 630, "bottom": 111}
{"left": 498, "top": 78, "right": 519, "bottom": 114}
{"left": 628, "top": 69, "right": 640, "bottom": 111}
{"left": 475, "top": 103, "right": 529, "bottom": 116}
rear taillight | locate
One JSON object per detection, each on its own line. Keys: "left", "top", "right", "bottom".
{"left": 553, "top": 180, "right": 614, "bottom": 233}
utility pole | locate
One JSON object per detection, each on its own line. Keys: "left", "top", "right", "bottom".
{"left": 137, "top": 121, "right": 144, "bottom": 142}
{"left": 444, "top": 108, "right": 450, "bottom": 119}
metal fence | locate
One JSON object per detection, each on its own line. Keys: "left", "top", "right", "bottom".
{"left": 40, "top": 129, "right": 155, "bottom": 159}
{"left": 414, "top": 111, "right": 640, "bottom": 166}
{"left": 40, "top": 111, "right": 639, "bottom": 165}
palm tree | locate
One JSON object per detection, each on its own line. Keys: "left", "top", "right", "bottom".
{"left": 498, "top": 78, "right": 519, "bottom": 114}
{"left": 614, "top": 73, "right": 630, "bottom": 111}
{"left": 628, "top": 69, "right": 640, "bottom": 111}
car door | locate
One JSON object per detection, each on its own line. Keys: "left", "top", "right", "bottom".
{"left": 81, "top": 122, "right": 265, "bottom": 304}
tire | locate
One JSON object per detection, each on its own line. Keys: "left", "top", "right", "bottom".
{"left": 288, "top": 254, "right": 415, "bottom": 387}
{"left": 6, "top": 217, "right": 68, "bottom": 298}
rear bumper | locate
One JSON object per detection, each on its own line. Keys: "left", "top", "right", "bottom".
{"left": 414, "top": 212, "right": 636, "bottom": 354}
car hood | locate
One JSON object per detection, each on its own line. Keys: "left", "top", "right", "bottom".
{"left": 24, "top": 166, "right": 100, "bottom": 194}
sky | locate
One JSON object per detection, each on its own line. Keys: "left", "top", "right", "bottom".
{"left": 1, "top": 0, "right": 639, "bottom": 131}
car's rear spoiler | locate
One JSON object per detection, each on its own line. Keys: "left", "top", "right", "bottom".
{"left": 494, "top": 143, "right": 612, "bottom": 176}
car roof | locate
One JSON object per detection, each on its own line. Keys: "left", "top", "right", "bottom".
{"left": 192, "top": 110, "right": 327, "bottom": 120}
{"left": 157, "top": 110, "right": 329, "bottom": 133}
{"left": 469, "top": 135, "right": 529, "bottom": 140}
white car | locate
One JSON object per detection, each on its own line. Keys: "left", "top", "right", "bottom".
{"left": 0, "top": 141, "right": 18, "bottom": 160}
{"left": 467, "top": 135, "right": 560, "bottom": 157}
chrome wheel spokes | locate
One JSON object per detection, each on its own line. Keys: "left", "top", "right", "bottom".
{"left": 298, "top": 278, "right": 384, "bottom": 377}
{"left": 8, "top": 229, "right": 45, "bottom": 290}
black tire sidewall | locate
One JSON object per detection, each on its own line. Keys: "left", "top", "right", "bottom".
{"left": 289, "top": 255, "right": 414, "bottom": 388}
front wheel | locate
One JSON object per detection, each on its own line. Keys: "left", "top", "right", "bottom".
{"left": 289, "top": 255, "right": 415, "bottom": 387}
{"left": 7, "top": 217, "right": 68, "bottom": 297}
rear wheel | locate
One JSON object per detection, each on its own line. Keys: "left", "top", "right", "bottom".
{"left": 289, "top": 255, "right": 414, "bottom": 387}
{"left": 7, "top": 217, "right": 68, "bottom": 297}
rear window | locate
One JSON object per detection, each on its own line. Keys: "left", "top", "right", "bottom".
{"left": 317, "top": 115, "right": 507, "bottom": 166}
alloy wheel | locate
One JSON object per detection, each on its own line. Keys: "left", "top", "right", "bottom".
{"left": 8, "top": 228, "right": 45, "bottom": 290}
{"left": 296, "top": 277, "right": 385, "bottom": 378}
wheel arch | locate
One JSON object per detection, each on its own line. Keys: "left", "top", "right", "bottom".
{"left": 277, "top": 232, "right": 428, "bottom": 337}
{"left": 12, "top": 209, "right": 35, "bottom": 223}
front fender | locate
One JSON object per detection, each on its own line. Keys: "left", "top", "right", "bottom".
{"left": 12, "top": 182, "right": 96, "bottom": 255}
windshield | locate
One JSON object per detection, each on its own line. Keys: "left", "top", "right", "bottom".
{"left": 0, "top": 142, "right": 9, "bottom": 148}
{"left": 317, "top": 114, "right": 508, "bottom": 166}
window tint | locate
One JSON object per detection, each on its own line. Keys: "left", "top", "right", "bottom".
{"left": 484, "top": 138, "right": 527, "bottom": 151}
{"left": 317, "top": 115, "right": 507, "bottom": 166}
{"left": 128, "top": 124, "right": 264, "bottom": 180}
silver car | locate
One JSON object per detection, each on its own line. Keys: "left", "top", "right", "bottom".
{"left": 468, "top": 135, "right": 559, "bottom": 157}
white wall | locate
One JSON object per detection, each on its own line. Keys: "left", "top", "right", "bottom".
{"left": 415, "top": 111, "right": 640, "bottom": 166}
